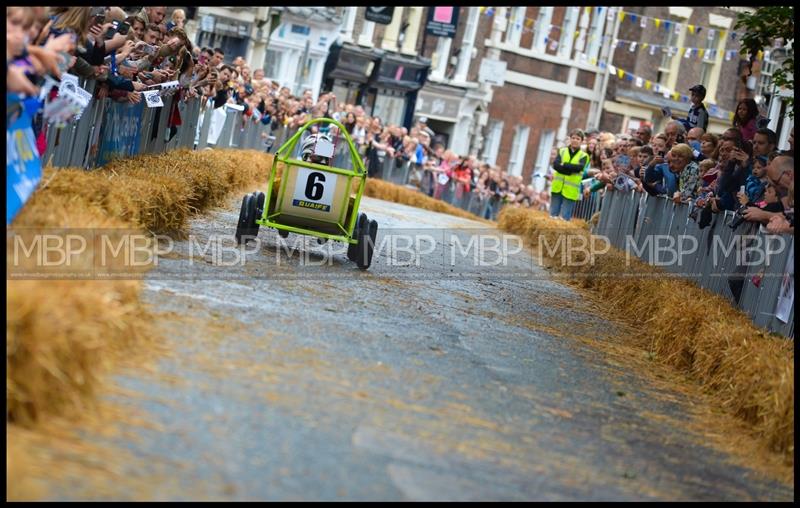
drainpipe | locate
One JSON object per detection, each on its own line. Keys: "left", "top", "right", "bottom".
{"left": 591, "top": 6, "right": 621, "bottom": 130}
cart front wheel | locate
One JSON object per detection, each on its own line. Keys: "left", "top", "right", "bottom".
{"left": 235, "top": 194, "right": 253, "bottom": 245}
{"left": 347, "top": 213, "right": 369, "bottom": 262}
{"left": 356, "top": 219, "right": 378, "bottom": 270}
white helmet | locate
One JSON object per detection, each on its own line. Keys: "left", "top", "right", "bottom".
{"left": 301, "top": 132, "right": 333, "bottom": 161}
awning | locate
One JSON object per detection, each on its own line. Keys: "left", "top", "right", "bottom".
{"left": 323, "top": 43, "right": 381, "bottom": 84}
{"left": 373, "top": 52, "right": 431, "bottom": 92}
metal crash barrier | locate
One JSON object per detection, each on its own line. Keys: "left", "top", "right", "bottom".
{"left": 595, "top": 189, "right": 794, "bottom": 338}
{"left": 44, "top": 81, "right": 281, "bottom": 169}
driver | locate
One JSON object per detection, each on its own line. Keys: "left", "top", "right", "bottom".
{"left": 301, "top": 132, "right": 333, "bottom": 166}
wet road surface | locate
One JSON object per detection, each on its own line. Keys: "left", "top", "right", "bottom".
{"left": 35, "top": 195, "right": 793, "bottom": 501}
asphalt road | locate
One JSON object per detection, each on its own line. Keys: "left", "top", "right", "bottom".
{"left": 35, "top": 195, "right": 792, "bottom": 501}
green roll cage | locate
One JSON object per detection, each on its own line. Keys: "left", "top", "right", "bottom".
{"left": 257, "top": 117, "right": 367, "bottom": 245}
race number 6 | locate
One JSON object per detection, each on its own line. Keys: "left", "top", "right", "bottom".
{"left": 305, "top": 172, "right": 326, "bottom": 201}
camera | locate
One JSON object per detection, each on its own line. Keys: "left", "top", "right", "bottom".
{"left": 104, "top": 21, "right": 119, "bottom": 39}
{"left": 104, "top": 20, "right": 130, "bottom": 39}
{"left": 728, "top": 205, "right": 749, "bottom": 230}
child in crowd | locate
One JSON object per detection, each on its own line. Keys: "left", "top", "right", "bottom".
{"left": 738, "top": 155, "right": 768, "bottom": 206}
{"left": 635, "top": 146, "right": 653, "bottom": 180}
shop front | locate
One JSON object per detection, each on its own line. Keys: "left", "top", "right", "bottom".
{"left": 323, "top": 43, "right": 430, "bottom": 128}
{"left": 322, "top": 43, "right": 381, "bottom": 110}
{"left": 369, "top": 53, "right": 430, "bottom": 128}
{"left": 414, "top": 85, "right": 464, "bottom": 149}
{"left": 196, "top": 14, "right": 251, "bottom": 63}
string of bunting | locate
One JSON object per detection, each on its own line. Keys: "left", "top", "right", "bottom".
{"left": 617, "top": 10, "right": 742, "bottom": 41}
{"left": 477, "top": 6, "right": 608, "bottom": 52}
{"left": 611, "top": 38, "right": 748, "bottom": 61}
{"left": 477, "top": 7, "right": 747, "bottom": 47}
{"left": 606, "top": 64, "right": 736, "bottom": 121}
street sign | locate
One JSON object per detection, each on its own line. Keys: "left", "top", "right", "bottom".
{"left": 365, "top": 7, "right": 394, "bottom": 25}
{"left": 478, "top": 58, "right": 507, "bottom": 86}
{"left": 426, "top": 6, "right": 459, "bottom": 38}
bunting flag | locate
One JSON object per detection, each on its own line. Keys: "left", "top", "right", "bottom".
{"left": 654, "top": 18, "right": 661, "bottom": 29}
{"left": 606, "top": 64, "right": 733, "bottom": 118}
{"left": 629, "top": 41, "right": 637, "bottom": 52}
{"left": 640, "top": 16, "right": 647, "bottom": 28}
{"left": 688, "top": 25, "right": 695, "bottom": 34}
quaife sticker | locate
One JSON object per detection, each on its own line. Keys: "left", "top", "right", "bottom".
{"left": 292, "top": 199, "right": 330, "bottom": 212}
{"left": 291, "top": 167, "right": 337, "bottom": 213}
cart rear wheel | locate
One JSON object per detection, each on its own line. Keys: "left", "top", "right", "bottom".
{"left": 235, "top": 194, "right": 252, "bottom": 245}
{"left": 248, "top": 191, "right": 264, "bottom": 241}
{"left": 347, "top": 213, "right": 369, "bottom": 262}
{"left": 241, "top": 192, "right": 260, "bottom": 243}
{"left": 356, "top": 219, "right": 378, "bottom": 270}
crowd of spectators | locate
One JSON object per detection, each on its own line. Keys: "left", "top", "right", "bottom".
{"left": 8, "top": 6, "right": 196, "bottom": 149}
{"left": 7, "top": 7, "right": 794, "bottom": 233}
{"left": 578, "top": 97, "right": 794, "bottom": 234}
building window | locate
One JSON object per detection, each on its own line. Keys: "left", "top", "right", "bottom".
{"left": 508, "top": 125, "right": 530, "bottom": 177}
{"left": 299, "top": 56, "right": 319, "bottom": 91}
{"left": 505, "top": 6, "right": 526, "bottom": 47}
{"left": 657, "top": 23, "right": 680, "bottom": 85}
{"left": 558, "top": 7, "right": 580, "bottom": 59}
{"left": 533, "top": 130, "right": 555, "bottom": 187}
{"left": 584, "top": 7, "right": 606, "bottom": 62}
{"left": 264, "top": 49, "right": 282, "bottom": 80}
{"left": 483, "top": 120, "right": 504, "bottom": 166}
{"left": 373, "top": 90, "right": 405, "bottom": 126}
{"left": 757, "top": 54, "right": 778, "bottom": 101}
{"left": 699, "top": 30, "right": 720, "bottom": 88}
{"left": 533, "top": 7, "right": 554, "bottom": 53}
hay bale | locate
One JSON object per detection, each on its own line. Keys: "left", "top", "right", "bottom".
{"left": 7, "top": 148, "right": 274, "bottom": 430}
{"left": 496, "top": 206, "right": 795, "bottom": 465}
{"left": 364, "top": 178, "right": 490, "bottom": 222}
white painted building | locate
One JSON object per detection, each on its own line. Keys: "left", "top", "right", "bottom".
{"left": 184, "top": 7, "right": 273, "bottom": 66}
{"left": 262, "top": 7, "right": 343, "bottom": 100}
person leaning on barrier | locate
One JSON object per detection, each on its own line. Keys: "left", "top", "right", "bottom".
{"left": 550, "top": 129, "right": 590, "bottom": 221}
{"left": 742, "top": 156, "right": 794, "bottom": 225}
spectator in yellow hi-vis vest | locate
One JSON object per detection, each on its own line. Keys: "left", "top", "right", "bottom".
{"left": 550, "top": 129, "right": 590, "bottom": 221}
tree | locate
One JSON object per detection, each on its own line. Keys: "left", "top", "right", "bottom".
{"left": 734, "top": 7, "right": 794, "bottom": 117}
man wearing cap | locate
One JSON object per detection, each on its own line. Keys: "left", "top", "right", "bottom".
{"left": 678, "top": 84, "right": 709, "bottom": 132}
{"left": 417, "top": 116, "right": 435, "bottom": 139}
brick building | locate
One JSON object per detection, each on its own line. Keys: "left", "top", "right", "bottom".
{"left": 476, "top": 7, "right": 616, "bottom": 186}
{"left": 598, "top": 6, "right": 750, "bottom": 136}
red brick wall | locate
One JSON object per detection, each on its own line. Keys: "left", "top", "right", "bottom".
{"left": 488, "top": 83, "right": 566, "bottom": 181}
{"left": 608, "top": 7, "right": 745, "bottom": 116}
